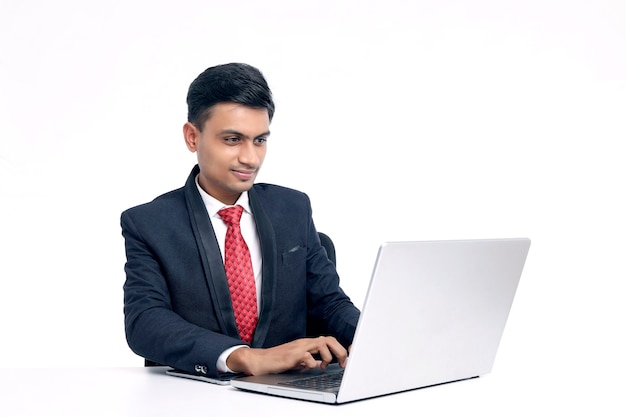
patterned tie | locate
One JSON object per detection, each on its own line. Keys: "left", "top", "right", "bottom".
{"left": 218, "top": 205, "right": 258, "bottom": 343}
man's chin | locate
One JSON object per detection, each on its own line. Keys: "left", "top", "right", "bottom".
{"left": 230, "top": 181, "right": 255, "bottom": 194}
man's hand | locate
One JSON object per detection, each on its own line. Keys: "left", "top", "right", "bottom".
{"left": 226, "top": 336, "right": 348, "bottom": 376}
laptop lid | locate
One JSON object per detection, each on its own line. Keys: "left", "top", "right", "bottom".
{"left": 231, "top": 238, "right": 531, "bottom": 404}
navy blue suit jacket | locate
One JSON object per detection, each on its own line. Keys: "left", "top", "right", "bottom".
{"left": 121, "top": 166, "right": 360, "bottom": 376}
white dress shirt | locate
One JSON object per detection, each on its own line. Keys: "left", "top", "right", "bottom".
{"left": 195, "top": 177, "right": 261, "bottom": 372}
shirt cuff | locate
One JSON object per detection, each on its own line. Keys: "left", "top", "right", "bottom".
{"left": 217, "top": 345, "right": 249, "bottom": 373}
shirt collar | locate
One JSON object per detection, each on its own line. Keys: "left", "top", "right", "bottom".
{"left": 195, "top": 175, "right": 252, "bottom": 218}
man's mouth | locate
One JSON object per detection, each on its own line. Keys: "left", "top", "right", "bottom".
{"left": 231, "top": 169, "right": 256, "bottom": 181}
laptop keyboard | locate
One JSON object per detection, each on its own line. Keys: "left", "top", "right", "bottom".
{"left": 278, "top": 370, "right": 344, "bottom": 391}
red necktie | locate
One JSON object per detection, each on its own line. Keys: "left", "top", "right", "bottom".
{"left": 218, "top": 205, "right": 258, "bottom": 343}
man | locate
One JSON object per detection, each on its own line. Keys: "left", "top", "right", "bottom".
{"left": 122, "top": 63, "right": 360, "bottom": 377}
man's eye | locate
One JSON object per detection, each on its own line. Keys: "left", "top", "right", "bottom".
{"left": 254, "top": 137, "right": 267, "bottom": 144}
{"left": 225, "top": 137, "right": 240, "bottom": 143}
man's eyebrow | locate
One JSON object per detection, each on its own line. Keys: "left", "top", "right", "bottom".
{"left": 219, "top": 129, "right": 271, "bottom": 138}
{"left": 219, "top": 129, "right": 245, "bottom": 136}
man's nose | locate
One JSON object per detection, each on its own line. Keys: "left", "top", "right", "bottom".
{"left": 238, "top": 140, "right": 261, "bottom": 166}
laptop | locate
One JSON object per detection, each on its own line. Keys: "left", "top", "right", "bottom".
{"left": 231, "top": 238, "right": 531, "bottom": 404}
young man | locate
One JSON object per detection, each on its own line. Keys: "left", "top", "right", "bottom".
{"left": 121, "top": 63, "right": 360, "bottom": 377}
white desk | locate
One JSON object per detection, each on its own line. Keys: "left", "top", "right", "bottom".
{"left": 0, "top": 366, "right": 524, "bottom": 416}
{"left": 0, "top": 366, "right": 618, "bottom": 416}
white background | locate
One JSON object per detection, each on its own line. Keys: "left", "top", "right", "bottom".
{"left": 1, "top": 0, "right": 624, "bottom": 413}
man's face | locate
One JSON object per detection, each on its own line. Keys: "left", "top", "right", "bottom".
{"left": 183, "top": 102, "right": 270, "bottom": 205}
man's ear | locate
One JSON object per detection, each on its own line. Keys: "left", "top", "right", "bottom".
{"left": 183, "top": 122, "right": 200, "bottom": 152}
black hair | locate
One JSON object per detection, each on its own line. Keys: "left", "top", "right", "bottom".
{"left": 186, "top": 63, "right": 275, "bottom": 130}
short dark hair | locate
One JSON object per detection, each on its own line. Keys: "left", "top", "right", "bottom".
{"left": 186, "top": 63, "right": 275, "bottom": 130}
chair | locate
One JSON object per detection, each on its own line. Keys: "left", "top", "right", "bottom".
{"left": 144, "top": 231, "right": 337, "bottom": 366}
{"left": 317, "top": 231, "right": 336, "bottom": 266}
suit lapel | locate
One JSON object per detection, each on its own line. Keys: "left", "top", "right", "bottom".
{"left": 248, "top": 186, "right": 277, "bottom": 347}
{"left": 183, "top": 166, "right": 239, "bottom": 339}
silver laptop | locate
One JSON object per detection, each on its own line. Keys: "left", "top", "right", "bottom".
{"left": 231, "top": 238, "right": 531, "bottom": 404}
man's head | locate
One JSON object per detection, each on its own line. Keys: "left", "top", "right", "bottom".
{"left": 183, "top": 63, "right": 274, "bottom": 205}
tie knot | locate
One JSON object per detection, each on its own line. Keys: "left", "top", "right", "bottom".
{"left": 218, "top": 205, "right": 244, "bottom": 226}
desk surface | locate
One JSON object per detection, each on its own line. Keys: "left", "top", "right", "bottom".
{"left": 0, "top": 366, "right": 498, "bottom": 416}
{"left": 0, "top": 366, "right": 620, "bottom": 416}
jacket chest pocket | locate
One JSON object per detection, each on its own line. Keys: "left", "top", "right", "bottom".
{"left": 281, "top": 245, "right": 306, "bottom": 266}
